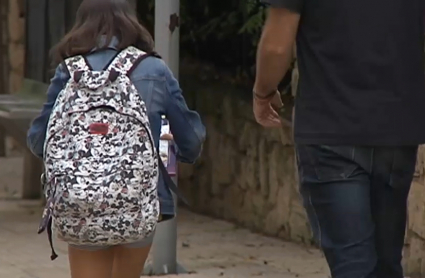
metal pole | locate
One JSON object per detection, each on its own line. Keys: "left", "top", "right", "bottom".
{"left": 153, "top": 0, "right": 180, "bottom": 77}
{"left": 143, "top": 0, "right": 186, "bottom": 275}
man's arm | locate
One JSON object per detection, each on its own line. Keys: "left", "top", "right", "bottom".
{"left": 254, "top": 1, "right": 301, "bottom": 97}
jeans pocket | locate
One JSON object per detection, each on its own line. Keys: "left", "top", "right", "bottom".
{"left": 296, "top": 144, "right": 359, "bottom": 182}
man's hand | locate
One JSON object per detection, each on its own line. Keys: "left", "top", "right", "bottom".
{"left": 253, "top": 6, "right": 300, "bottom": 128}
{"left": 253, "top": 91, "right": 283, "bottom": 127}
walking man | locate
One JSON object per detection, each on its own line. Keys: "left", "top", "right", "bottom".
{"left": 253, "top": 0, "right": 425, "bottom": 277}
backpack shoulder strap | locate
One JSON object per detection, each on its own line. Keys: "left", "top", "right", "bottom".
{"left": 63, "top": 55, "right": 92, "bottom": 78}
{"left": 106, "top": 46, "right": 161, "bottom": 77}
{"left": 158, "top": 158, "right": 189, "bottom": 206}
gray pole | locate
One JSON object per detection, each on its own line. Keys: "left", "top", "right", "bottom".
{"left": 152, "top": 0, "right": 179, "bottom": 77}
{"left": 143, "top": 0, "right": 186, "bottom": 275}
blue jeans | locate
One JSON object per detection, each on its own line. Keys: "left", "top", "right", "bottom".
{"left": 295, "top": 145, "right": 418, "bottom": 278}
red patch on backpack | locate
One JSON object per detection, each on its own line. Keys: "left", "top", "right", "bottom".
{"left": 89, "top": 123, "right": 109, "bottom": 135}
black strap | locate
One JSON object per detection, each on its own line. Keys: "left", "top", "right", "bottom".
{"left": 102, "top": 50, "right": 122, "bottom": 71}
{"left": 82, "top": 56, "right": 94, "bottom": 70}
{"left": 61, "top": 61, "right": 70, "bottom": 78}
{"left": 61, "top": 50, "right": 161, "bottom": 77}
{"left": 158, "top": 156, "right": 189, "bottom": 206}
{"left": 127, "top": 52, "right": 162, "bottom": 77}
{"left": 47, "top": 218, "right": 58, "bottom": 260}
{"left": 60, "top": 56, "right": 92, "bottom": 76}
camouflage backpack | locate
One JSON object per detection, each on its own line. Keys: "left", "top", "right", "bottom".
{"left": 38, "top": 47, "right": 160, "bottom": 260}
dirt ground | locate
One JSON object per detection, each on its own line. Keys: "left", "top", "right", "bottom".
{"left": 0, "top": 146, "right": 329, "bottom": 278}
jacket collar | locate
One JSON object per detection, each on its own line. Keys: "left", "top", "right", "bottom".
{"left": 91, "top": 36, "right": 119, "bottom": 52}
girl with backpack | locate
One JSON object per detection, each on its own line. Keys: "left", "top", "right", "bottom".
{"left": 27, "top": 0, "right": 206, "bottom": 277}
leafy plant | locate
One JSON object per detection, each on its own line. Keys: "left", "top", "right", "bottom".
{"left": 138, "top": 0, "right": 268, "bottom": 80}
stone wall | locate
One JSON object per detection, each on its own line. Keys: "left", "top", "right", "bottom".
{"left": 404, "top": 146, "right": 425, "bottom": 276}
{"left": 178, "top": 71, "right": 312, "bottom": 245}
{"left": 178, "top": 68, "right": 425, "bottom": 277}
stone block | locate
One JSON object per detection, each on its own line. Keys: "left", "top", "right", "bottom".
{"left": 408, "top": 181, "right": 425, "bottom": 239}
{"left": 288, "top": 196, "right": 312, "bottom": 244}
{"left": 194, "top": 168, "right": 212, "bottom": 211}
{"left": 414, "top": 145, "right": 425, "bottom": 178}
{"left": 258, "top": 138, "right": 269, "bottom": 196}
{"left": 264, "top": 209, "right": 281, "bottom": 236}
{"left": 240, "top": 190, "right": 266, "bottom": 229}
{"left": 178, "top": 163, "right": 194, "bottom": 180}
{"left": 238, "top": 121, "right": 259, "bottom": 150}
{"left": 404, "top": 235, "right": 425, "bottom": 276}
{"left": 237, "top": 150, "right": 258, "bottom": 190}
{"left": 222, "top": 97, "right": 239, "bottom": 136}
{"left": 211, "top": 135, "right": 236, "bottom": 189}
{"left": 193, "top": 89, "right": 221, "bottom": 115}
{"left": 222, "top": 185, "right": 244, "bottom": 220}
{"left": 235, "top": 98, "right": 256, "bottom": 122}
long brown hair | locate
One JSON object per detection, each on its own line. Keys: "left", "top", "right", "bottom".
{"left": 51, "top": 0, "right": 154, "bottom": 64}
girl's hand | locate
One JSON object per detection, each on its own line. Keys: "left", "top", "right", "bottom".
{"left": 160, "top": 134, "right": 174, "bottom": 141}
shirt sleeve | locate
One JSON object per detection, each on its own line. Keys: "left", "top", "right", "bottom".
{"left": 261, "top": 0, "right": 303, "bottom": 13}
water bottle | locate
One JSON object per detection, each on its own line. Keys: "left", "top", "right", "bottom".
{"left": 159, "top": 115, "right": 170, "bottom": 166}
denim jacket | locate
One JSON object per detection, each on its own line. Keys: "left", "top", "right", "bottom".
{"left": 27, "top": 39, "right": 206, "bottom": 216}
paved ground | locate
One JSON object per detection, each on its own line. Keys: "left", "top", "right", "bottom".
{"left": 0, "top": 200, "right": 329, "bottom": 278}
{"left": 0, "top": 154, "right": 329, "bottom": 278}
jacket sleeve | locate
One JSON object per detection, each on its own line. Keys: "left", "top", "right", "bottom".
{"left": 163, "top": 66, "right": 206, "bottom": 164}
{"left": 27, "top": 65, "right": 69, "bottom": 158}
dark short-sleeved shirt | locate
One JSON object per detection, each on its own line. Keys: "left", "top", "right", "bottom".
{"left": 263, "top": 0, "right": 425, "bottom": 145}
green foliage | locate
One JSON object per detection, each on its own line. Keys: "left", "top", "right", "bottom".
{"left": 139, "top": 0, "right": 267, "bottom": 78}
{"left": 181, "top": 0, "right": 265, "bottom": 42}
{"left": 240, "top": 0, "right": 266, "bottom": 38}
{"left": 180, "top": 0, "right": 266, "bottom": 71}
